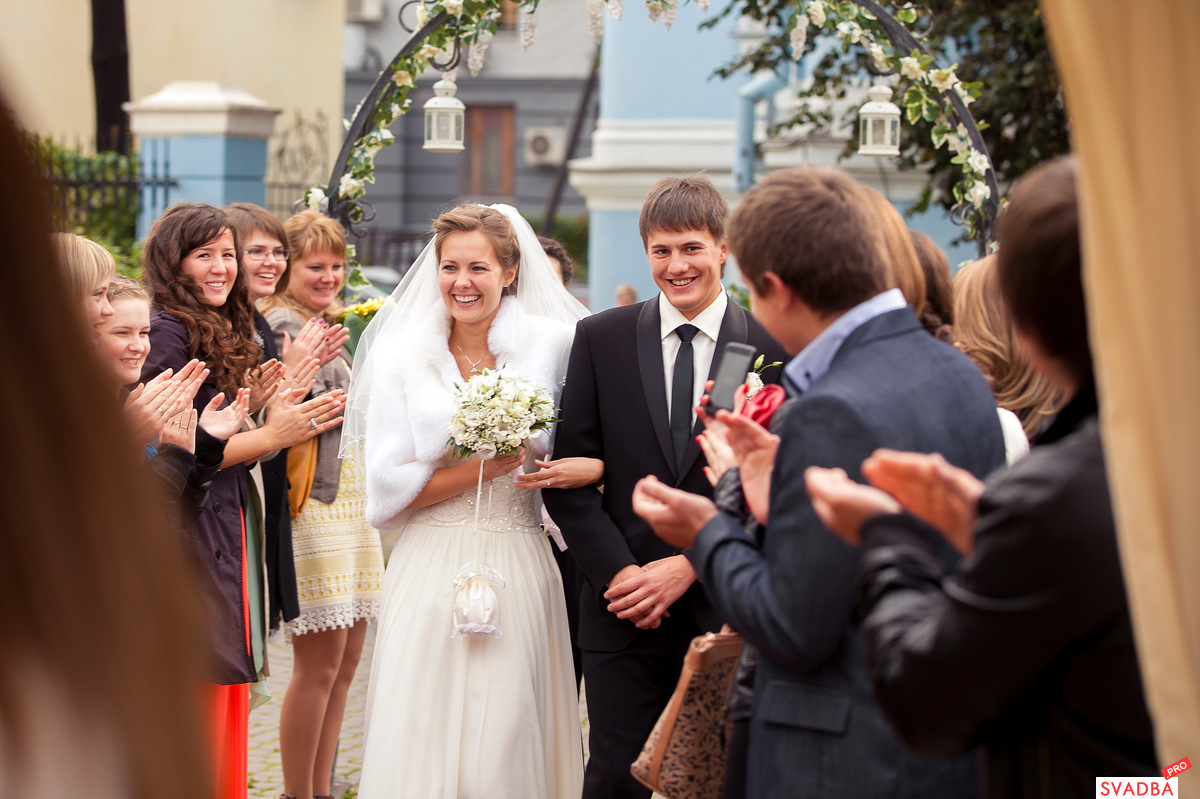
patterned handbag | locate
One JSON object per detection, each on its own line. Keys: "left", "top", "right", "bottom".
{"left": 631, "top": 626, "right": 744, "bottom": 799}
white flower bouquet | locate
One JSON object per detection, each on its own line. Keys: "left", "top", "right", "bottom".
{"left": 446, "top": 366, "right": 557, "bottom": 639}
{"left": 447, "top": 367, "right": 557, "bottom": 459}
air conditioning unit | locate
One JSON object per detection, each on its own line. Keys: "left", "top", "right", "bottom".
{"left": 347, "top": 0, "right": 385, "bottom": 23}
{"left": 523, "top": 126, "right": 567, "bottom": 167}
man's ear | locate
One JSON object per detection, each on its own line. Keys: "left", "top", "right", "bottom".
{"left": 760, "top": 271, "right": 794, "bottom": 308}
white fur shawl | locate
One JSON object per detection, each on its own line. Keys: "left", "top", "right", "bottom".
{"left": 363, "top": 297, "right": 575, "bottom": 530}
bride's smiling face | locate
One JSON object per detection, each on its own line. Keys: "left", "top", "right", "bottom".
{"left": 438, "top": 230, "right": 515, "bottom": 326}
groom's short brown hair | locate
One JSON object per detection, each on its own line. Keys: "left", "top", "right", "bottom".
{"left": 638, "top": 173, "right": 728, "bottom": 247}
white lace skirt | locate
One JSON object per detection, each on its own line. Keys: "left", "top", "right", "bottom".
{"left": 285, "top": 456, "right": 384, "bottom": 639}
{"left": 356, "top": 474, "right": 584, "bottom": 799}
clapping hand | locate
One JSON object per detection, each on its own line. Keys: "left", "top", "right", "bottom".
{"left": 158, "top": 408, "right": 198, "bottom": 453}
{"left": 282, "top": 355, "right": 321, "bottom": 398}
{"left": 262, "top": 386, "right": 346, "bottom": 449}
{"left": 804, "top": 466, "right": 901, "bottom": 547}
{"left": 245, "top": 359, "right": 284, "bottom": 413}
{"left": 199, "top": 388, "right": 252, "bottom": 441}
{"left": 860, "top": 450, "right": 984, "bottom": 555}
{"left": 283, "top": 318, "right": 350, "bottom": 371}
{"left": 125, "top": 359, "right": 208, "bottom": 446}
{"left": 712, "top": 410, "right": 779, "bottom": 524}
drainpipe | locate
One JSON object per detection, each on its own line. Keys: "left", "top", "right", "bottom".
{"left": 733, "top": 69, "right": 786, "bottom": 193}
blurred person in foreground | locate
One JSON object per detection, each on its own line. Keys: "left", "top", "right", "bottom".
{"left": 805, "top": 156, "right": 1158, "bottom": 797}
{"left": 0, "top": 90, "right": 210, "bottom": 799}
{"left": 630, "top": 165, "right": 1004, "bottom": 798}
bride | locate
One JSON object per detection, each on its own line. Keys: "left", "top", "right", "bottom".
{"left": 344, "top": 204, "right": 589, "bottom": 798}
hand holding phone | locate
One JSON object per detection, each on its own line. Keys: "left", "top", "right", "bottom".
{"left": 707, "top": 342, "right": 758, "bottom": 413}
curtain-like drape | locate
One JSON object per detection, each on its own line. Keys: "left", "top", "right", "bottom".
{"left": 1039, "top": 0, "right": 1200, "bottom": 764}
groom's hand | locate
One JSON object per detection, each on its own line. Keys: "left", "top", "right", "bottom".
{"left": 604, "top": 555, "right": 697, "bottom": 630}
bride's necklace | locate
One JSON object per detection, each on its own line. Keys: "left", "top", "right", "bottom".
{"left": 455, "top": 343, "right": 489, "bottom": 373}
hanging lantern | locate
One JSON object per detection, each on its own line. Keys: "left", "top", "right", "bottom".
{"left": 423, "top": 77, "right": 465, "bottom": 153}
{"left": 857, "top": 84, "right": 901, "bottom": 158}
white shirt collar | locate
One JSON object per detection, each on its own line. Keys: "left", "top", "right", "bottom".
{"left": 658, "top": 287, "right": 728, "bottom": 342}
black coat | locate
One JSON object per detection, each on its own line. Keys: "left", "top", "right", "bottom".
{"left": 856, "top": 385, "right": 1157, "bottom": 797}
{"left": 145, "top": 309, "right": 254, "bottom": 685}
{"left": 253, "top": 310, "right": 299, "bottom": 629}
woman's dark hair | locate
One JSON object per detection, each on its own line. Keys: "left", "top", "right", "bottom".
{"left": 538, "top": 235, "right": 573, "bottom": 287}
{"left": 909, "top": 230, "right": 956, "bottom": 344}
{"left": 141, "top": 203, "right": 261, "bottom": 398}
{"left": 996, "top": 156, "right": 1092, "bottom": 386}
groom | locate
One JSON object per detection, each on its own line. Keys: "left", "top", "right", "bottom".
{"left": 544, "top": 175, "right": 786, "bottom": 798}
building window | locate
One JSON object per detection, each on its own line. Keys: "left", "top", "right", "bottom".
{"left": 463, "top": 105, "right": 514, "bottom": 198}
{"left": 497, "top": 0, "right": 519, "bottom": 31}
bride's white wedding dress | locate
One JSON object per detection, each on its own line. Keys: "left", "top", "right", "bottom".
{"left": 356, "top": 464, "right": 583, "bottom": 798}
{"left": 354, "top": 298, "right": 584, "bottom": 799}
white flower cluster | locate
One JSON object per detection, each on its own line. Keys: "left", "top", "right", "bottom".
{"left": 448, "top": 368, "right": 557, "bottom": 458}
{"left": 519, "top": 5, "right": 538, "bottom": 48}
{"left": 468, "top": 28, "right": 495, "bottom": 75}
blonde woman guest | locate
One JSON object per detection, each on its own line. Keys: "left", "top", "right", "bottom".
{"left": 954, "top": 254, "right": 1064, "bottom": 462}
{"left": 259, "top": 209, "right": 383, "bottom": 799}
{"left": 53, "top": 232, "right": 206, "bottom": 448}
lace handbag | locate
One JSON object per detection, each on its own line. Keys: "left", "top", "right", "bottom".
{"left": 630, "top": 626, "right": 743, "bottom": 799}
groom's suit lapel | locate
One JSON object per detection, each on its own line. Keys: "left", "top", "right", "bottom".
{"left": 636, "top": 299, "right": 676, "bottom": 473}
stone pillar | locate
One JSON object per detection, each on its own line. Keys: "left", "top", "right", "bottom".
{"left": 125, "top": 81, "right": 280, "bottom": 236}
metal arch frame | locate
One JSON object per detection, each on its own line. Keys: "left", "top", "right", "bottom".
{"left": 322, "top": 5, "right": 455, "bottom": 234}
{"left": 850, "top": 0, "right": 1000, "bottom": 256}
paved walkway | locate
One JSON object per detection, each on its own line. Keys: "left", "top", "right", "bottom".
{"left": 247, "top": 623, "right": 610, "bottom": 798}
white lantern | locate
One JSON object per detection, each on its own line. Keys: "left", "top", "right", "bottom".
{"left": 423, "top": 77, "right": 465, "bottom": 153}
{"left": 858, "top": 84, "right": 901, "bottom": 158}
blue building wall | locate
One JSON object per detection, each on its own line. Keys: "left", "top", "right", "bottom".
{"left": 587, "top": 6, "right": 748, "bottom": 311}
{"left": 137, "top": 135, "right": 268, "bottom": 237}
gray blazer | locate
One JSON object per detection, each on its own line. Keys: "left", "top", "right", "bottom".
{"left": 689, "top": 308, "right": 1005, "bottom": 799}
{"left": 264, "top": 307, "right": 349, "bottom": 504}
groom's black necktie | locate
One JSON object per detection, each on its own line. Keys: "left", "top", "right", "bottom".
{"left": 671, "top": 324, "right": 699, "bottom": 473}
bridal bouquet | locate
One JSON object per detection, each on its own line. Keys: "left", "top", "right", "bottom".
{"left": 446, "top": 367, "right": 557, "bottom": 639}
{"left": 448, "top": 367, "right": 557, "bottom": 459}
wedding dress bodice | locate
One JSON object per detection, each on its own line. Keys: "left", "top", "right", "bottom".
{"left": 407, "top": 467, "right": 542, "bottom": 535}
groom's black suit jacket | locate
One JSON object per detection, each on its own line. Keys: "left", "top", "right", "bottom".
{"left": 545, "top": 297, "right": 787, "bottom": 651}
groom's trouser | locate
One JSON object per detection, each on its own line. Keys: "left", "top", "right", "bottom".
{"left": 581, "top": 612, "right": 699, "bottom": 799}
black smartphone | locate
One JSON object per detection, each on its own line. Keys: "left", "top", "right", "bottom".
{"left": 707, "top": 342, "right": 758, "bottom": 413}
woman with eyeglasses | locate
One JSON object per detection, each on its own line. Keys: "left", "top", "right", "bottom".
{"left": 226, "top": 204, "right": 350, "bottom": 645}
{"left": 257, "top": 209, "right": 383, "bottom": 799}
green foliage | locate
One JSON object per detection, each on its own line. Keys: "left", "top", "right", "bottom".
{"left": 29, "top": 135, "right": 143, "bottom": 268}
{"left": 521, "top": 213, "right": 590, "bottom": 282}
{"left": 727, "top": 283, "right": 751, "bottom": 310}
{"left": 706, "top": 0, "right": 1068, "bottom": 215}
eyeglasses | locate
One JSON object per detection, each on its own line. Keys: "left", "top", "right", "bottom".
{"left": 244, "top": 247, "right": 290, "bottom": 262}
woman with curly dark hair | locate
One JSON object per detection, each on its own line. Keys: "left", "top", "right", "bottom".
{"left": 140, "top": 202, "right": 346, "bottom": 799}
